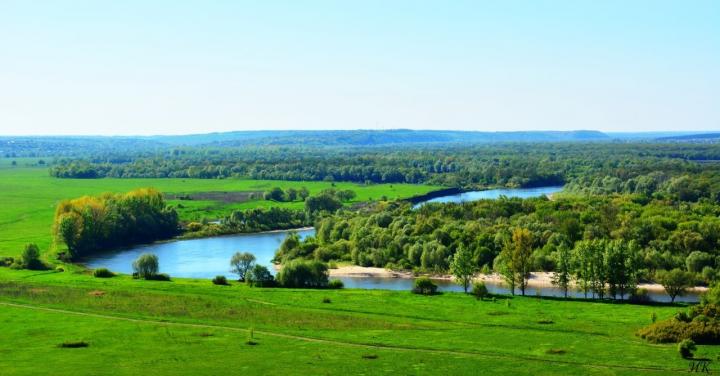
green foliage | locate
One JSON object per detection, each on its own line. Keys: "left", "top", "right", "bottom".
{"left": 146, "top": 273, "right": 171, "bottom": 281}
{"left": 450, "top": 246, "right": 476, "bottom": 293}
{"left": 328, "top": 279, "right": 344, "bottom": 289}
{"left": 657, "top": 269, "right": 694, "bottom": 303}
{"left": 276, "top": 260, "right": 329, "bottom": 288}
{"left": 471, "top": 282, "right": 489, "bottom": 300}
{"left": 92, "top": 268, "right": 115, "bottom": 278}
{"left": 229, "top": 252, "right": 256, "bottom": 281}
{"left": 304, "top": 193, "right": 342, "bottom": 214}
{"left": 53, "top": 188, "right": 179, "bottom": 259}
{"left": 132, "top": 253, "right": 159, "bottom": 280}
{"left": 678, "top": 339, "right": 696, "bottom": 359}
{"left": 412, "top": 277, "right": 438, "bottom": 295}
{"left": 212, "top": 275, "right": 228, "bottom": 285}
{"left": 0, "top": 257, "right": 14, "bottom": 267}
{"left": 18, "top": 243, "right": 46, "bottom": 270}
{"left": 638, "top": 304, "right": 720, "bottom": 344}
{"left": 244, "top": 265, "right": 275, "bottom": 287}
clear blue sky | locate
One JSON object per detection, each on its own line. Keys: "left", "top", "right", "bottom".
{"left": 1, "top": 0, "right": 718, "bottom": 135}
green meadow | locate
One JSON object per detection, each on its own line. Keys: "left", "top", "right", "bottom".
{"left": 0, "top": 267, "right": 703, "bottom": 375}
{"left": 0, "top": 161, "right": 439, "bottom": 258}
{"left": 0, "top": 159, "right": 707, "bottom": 375}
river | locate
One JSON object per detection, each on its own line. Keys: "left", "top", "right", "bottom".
{"left": 83, "top": 186, "right": 700, "bottom": 302}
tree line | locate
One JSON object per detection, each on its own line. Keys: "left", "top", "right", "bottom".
{"left": 47, "top": 143, "right": 720, "bottom": 199}
{"left": 54, "top": 188, "right": 180, "bottom": 259}
{"left": 275, "top": 193, "right": 720, "bottom": 300}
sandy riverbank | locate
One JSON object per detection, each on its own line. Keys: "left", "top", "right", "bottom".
{"left": 329, "top": 266, "right": 708, "bottom": 293}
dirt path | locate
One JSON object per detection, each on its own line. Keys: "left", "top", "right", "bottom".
{"left": 0, "top": 300, "right": 685, "bottom": 373}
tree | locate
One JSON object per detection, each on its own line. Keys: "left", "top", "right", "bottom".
{"left": 264, "top": 187, "right": 285, "bottom": 201}
{"left": 286, "top": 188, "right": 298, "bottom": 201}
{"left": 451, "top": 245, "right": 476, "bottom": 293}
{"left": 551, "top": 244, "right": 572, "bottom": 298}
{"left": 245, "top": 264, "right": 275, "bottom": 287}
{"left": 132, "top": 253, "right": 159, "bottom": 279}
{"left": 508, "top": 228, "right": 534, "bottom": 296}
{"left": 20, "top": 243, "right": 44, "bottom": 270}
{"left": 230, "top": 252, "right": 256, "bottom": 281}
{"left": 412, "top": 277, "right": 438, "bottom": 295}
{"left": 604, "top": 240, "right": 638, "bottom": 300}
{"left": 572, "top": 241, "right": 593, "bottom": 299}
{"left": 494, "top": 251, "right": 516, "bottom": 295}
{"left": 657, "top": 268, "right": 694, "bottom": 303}
{"left": 472, "top": 282, "right": 489, "bottom": 300}
{"left": 304, "top": 193, "right": 342, "bottom": 214}
{"left": 336, "top": 190, "right": 357, "bottom": 202}
{"left": 298, "top": 187, "right": 310, "bottom": 200}
{"left": 276, "top": 260, "right": 328, "bottom": 288}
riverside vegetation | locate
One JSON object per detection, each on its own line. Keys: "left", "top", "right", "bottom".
{"left": 5, "top": 137, "right": 720, "bottom": 374}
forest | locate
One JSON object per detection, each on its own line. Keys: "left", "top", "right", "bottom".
{"left": 275, "top": 193, "right": 720, "bottom": 299}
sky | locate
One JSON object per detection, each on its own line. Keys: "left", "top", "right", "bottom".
{"left": 0, "top": 0, "right": 718, "bottom": 136}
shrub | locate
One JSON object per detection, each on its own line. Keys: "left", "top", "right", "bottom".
{"left": 132, "top": 253, "right": 159, "bottom": 279}
{"left": 628, "top": 288, "right": 651, "bottom": 304}
{"left": 186, "top": 222, "right": 204, "bottom": 232}
{"left": 322, "top": 297, "right": 331, "bottom": 304}
{"left": 20, "top": 243, "right": 46, "bottom": 270}
{"left": 212, "top": 275, "right": 229, "bottom": 285}
{"left": 55, "top": 266, "right": 64, "bottom": 273}
{"left": 276, "top": 260, "right": 328, "bottom": 288}
{"left": 412, "top": 277, "right": 438, "bottom": 295}
{"left": 678, "top": 339, "right": 696, "bottom": 358}
{"left": 0, "top": 257, "right": 13, "bottom": 267}
{"left": 246, "top": 327, "right": 257, "bottom": 346}
{"left": 93, "top": 268, "right": 115, "bottom": 278}
{"left": 472, "top": 282, "right": 489, "bottom": 300}
{"left": 59, "top": 341, "right": 89, "bottom": 348}
{"left": 328, "top": 279, "right": 344, "bottom": 289}
{"left": 245, "top": 265, "right": 275, "bottom": 287}
{"left": 675, "top": 311, "right": 691, "bottom": 323}
{"left": 147, "top": 273, "right": 171, "bottom": 281}
{"left": 637, "top": 318, "right": 720, "bottom": 344}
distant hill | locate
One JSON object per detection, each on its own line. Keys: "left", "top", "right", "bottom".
{"left": 0, "top": 130, "right": 614, "bottom": 157}
{"left": 655, "top": 133, "right": 720, "bottom": 142}
{"left": 144, "top": 129, "right": 610, "bottom": 146}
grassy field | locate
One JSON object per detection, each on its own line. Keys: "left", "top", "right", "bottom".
{"left": 0, "top": 158, "right": 709, "bottom": 375}
{"left": 0, "top": 161, "right": 440, "bottom": 258}
{"left": 0, "top": 267, "right": 704, "bottom": 375}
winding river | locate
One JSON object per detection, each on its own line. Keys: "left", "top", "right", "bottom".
{"left": 83, "top": 186, "right": 700, "bottom": 302}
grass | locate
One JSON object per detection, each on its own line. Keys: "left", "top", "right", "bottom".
{"left": 0, "top": 267, "right": 703, "bottom": 375}
{"left": 0, "top": 158, "right": 709, "bottom": 374}
{"left": 0, "top": 161, "right": 440, "bottom": 258}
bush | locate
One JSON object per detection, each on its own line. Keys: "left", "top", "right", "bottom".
{"left": 0, "top": 257, "right": 13, "bottom": 267}
{"left": 147, "top": 273, "right": 171, "bottom": 281}
{"left": 628, "top": 288, "right": 651, "bottom": 304}
{"left": 412, "top": 277, "right": 438, "bottom": 295}
{"left": 93, "top": 268, "right": 115, "bottom": 278}
{"left": 132, "top": 253, "right": 159, "bottom": 279}
{"left": 19, "top": 243, "right": 46, "bottom": 270}
{"left": 276, "top": 260, "right": 329, "bottom": 288}
{"left": 186, "top": 222, "right": 204, "bottom": 232}
{"left": 471, "top": 282, "right": 489, "bottom": 300}
{"left": 212, "top": 275, "right": 229, "bottom": 285}
{"left": 675, "top": 311, "right": 691, "bottom": 323}
{"left": 328, "top": 279, "right": 344, "bottom": 289}
{"left": 245, "top": 265, "right": 275, "bottom": 287}
{"left": 678, "top": 339, "right": 696, "bottom": 359}
{"left": 55, "top": 266, "right": 64, "bottom": 273}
